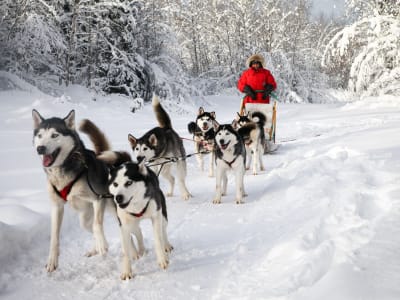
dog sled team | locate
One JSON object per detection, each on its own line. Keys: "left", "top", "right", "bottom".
{"left": 31, "top": 54, "right": 278, "bottom": 279}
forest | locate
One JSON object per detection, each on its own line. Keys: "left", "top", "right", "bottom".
{"left": 0, "top": 0, "right": 399, "bottom": 105}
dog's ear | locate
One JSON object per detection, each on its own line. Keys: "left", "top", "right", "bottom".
{"left": 64, "top": 110, "right": 75, "bottom": 129}
{"left": 213, "top": 120, "right": 220, "bottom": 131}
{"left": 128, "top": 134, "right": 137, "bottom": 148}
{"left": 32, "top": 109, "right": 44, "bottom": 129}
{"left": 231, "top": 119, "right": 239, "bottom": 130}
{"left": 198, "top": 107, "right": 204, "bottom": 115}
{"left": 188, "top": 121, "right": 197, "bottom": 134}
{"left": 211, "top": 111, "right": 216, "bottom": 119}
{"left": 148, "top": 134, "right": 158, "bottom": 146}
{"left": 138, "top": 160, "right": 148, "bottom": 176}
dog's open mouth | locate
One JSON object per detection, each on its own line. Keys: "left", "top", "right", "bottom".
{"left": 202, "top": 125, "right": 209, "bottom": 131}
{"left": 219, "top": 141, "right": 230, "bottom": 150}
{"left": 118, "top": 198, "right": 131, "bottom": 209}
{"left": 42, "top": 148, "right": 60, "bottom": 167}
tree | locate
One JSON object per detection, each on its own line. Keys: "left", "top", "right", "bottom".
{"left": 323, "top": 1, "right": 400, "bottom": 96}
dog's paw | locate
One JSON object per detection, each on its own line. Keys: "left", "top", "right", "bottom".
{"left": 95, "top": 240, "right": 108, "bottom": 256}
{"left": 46, "top": 258, "right": 58, "bottom": 272}
{"left": 85, "top": 249, "right": 98, "bottom": 257}
{"left": 158, "top": 257, "right": 169, "bottom": 269}
{"left": 166, "top": 192, "right": 173, "bottom": 197}
{"left": 213, "top": 198, "right": 221, "bottom": 204}
{"left": 165, "top": 243, "right": 174, "bottom": 253}
{"left": 120, "top": 272, "right": 134, "bottom": 280}
{"left": 182, "top": 192, "right": 191, "bottom": 200}
{"left": 235, "top": 198, "right": 244, "bottom": 204}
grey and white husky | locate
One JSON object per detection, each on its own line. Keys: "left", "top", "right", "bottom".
{"left": 32, "top": 109, "right": 123, "bottom": 272}
{"left": 103, "top": 158, "right": 173, "bottom": 280}
{"left": 213, "top": 124, "right": 246, "bottom": 204}
{"left": 128, "top": 95, "right": 191, "bottom": 200}
{"left": 232, "top": 112, "right": 266, "bottom": 175}
{"left": 187, "top": 107, "right": 219, "bottom": 177}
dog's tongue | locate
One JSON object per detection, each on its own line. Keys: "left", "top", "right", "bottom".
{"left": 42, "top": 154, "right": 53, "bottom": 167}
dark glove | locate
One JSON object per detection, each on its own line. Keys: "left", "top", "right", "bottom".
{"left": 262, "top": 84, "right": 274, "bottom": 99}
{"left": 243, "top": 85, "right": 256, "bottom": 100}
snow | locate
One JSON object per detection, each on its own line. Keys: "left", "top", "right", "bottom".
{"left": 0, "top": 73, "right": 400, "bottom": 299}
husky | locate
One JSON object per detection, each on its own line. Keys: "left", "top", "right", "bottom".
{"left": 104, "top": 158, "right": 173, "bottom": 280}
{"left": 213, "top": 124, "right": 246, "bottom": 204}
{"left": 232, "top": 112, "right": 266, "bottom": 175}
{"left": 187, "top": 107, "right": 219, "bottom": 177}
{"left": 32, "top": 109, "right": 124, "bottom": 272}
{"left": 128, "top": 95, "right": 191, "bottom": 200}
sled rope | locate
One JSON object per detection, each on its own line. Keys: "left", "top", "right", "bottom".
{"left": 146, "top": 150, "right": 212, "bottom": 177}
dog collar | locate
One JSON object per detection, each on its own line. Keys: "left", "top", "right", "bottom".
{"left": 53, "top": 169, "right": 86, "bottom": 201}
{"left": 129, "top": 201, "right": 150, "bottom": 218}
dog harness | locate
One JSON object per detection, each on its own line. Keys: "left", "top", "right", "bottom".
{"left": 129, "top": 201, "right": 150, "bottom": 218}
{"left": 52, "top": 169, "right": 86, "bottom": 201}
{"left": 223, "top": 155, "right": 239, "bottom": 168}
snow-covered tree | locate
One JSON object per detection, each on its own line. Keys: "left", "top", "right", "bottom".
{"left": 323, "top": 1, "right": 400, "bottom": 96}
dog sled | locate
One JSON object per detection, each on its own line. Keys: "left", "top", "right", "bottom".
{"left": 239, "top": 93, "right": 278, "bottom": 152}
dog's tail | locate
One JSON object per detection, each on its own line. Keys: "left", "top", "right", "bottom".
{"left": 97, "top": 150, "right": 131, "bottom": 166}
{"left": 251, "top": 111, "right": 267, "bottom": 127}
{"left": 153, "top": 95, "right": 172, "bottom": 129}
{"left": 79, "top": 119, "right": 111, "bottom": 155}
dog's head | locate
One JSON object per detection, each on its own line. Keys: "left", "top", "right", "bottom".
{"left": 214, "top": 124, "right": 241, "bottom": 151}
{"left": 108, "top": 161, "right": 150, "bottom": 210}
{"left": 188, "top": 107, "right": 218, "bottom": 134}
{"left": 232, "top": 112, "right": 252, "bottom": 130}
{"left": 128, "top": 133, "right": 157, "bottom": 163}
{"left": 32, "top": 109, "right": 78, "bottom": 168}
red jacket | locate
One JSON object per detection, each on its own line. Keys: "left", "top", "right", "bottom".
{"left": 237, "top": 67, "right": 277, "bottom": 104}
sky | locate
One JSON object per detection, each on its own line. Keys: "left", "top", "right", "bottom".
{"left": 0, "top": 72, "right": 399, "bottom": 300}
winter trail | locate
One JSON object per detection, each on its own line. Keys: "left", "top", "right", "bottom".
{"left": 1, "top": 93, "right": 400, "bottom": 300}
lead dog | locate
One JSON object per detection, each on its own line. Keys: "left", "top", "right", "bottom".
{"left": 128, "top": 95, "right": 191, "bottom": 200}
{"left": 103, "top": 158, "right": 173, "bottom": 280}
{"left": 213, "top": 124, "right": 246, "bottom": 204}
{"left": 187, "top": 107, "right": 219, "bottom": 177}
{"left": 32, "top": 109, "right": 122, "bottom": 272}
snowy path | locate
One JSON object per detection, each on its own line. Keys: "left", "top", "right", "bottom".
{"left": 0, "top": 89, "right": 399, "bottom": 300}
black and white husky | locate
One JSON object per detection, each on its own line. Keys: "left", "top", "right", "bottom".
{"left": 187, "top": 107, "right": 219, "bottom": 177}
{"left": 128, "top": 95, "right": 191, "bottom": 200}
{"left": 213, "top": 124, "right": 246, "bottom": 204}
{"left": 32, "top": 109, "right": 124, "bottom": 272}
{"left": 232, "top": 112, "right": 266, "bottom": 175}
{"left": 105, "top": 159, "right": 173, "bottom": 280}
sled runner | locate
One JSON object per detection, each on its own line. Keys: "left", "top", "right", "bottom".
{"left": 240, "top": 94, "right": 278, "bottom": 145}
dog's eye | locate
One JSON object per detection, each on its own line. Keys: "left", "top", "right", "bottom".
{"left": 51, "top": 133, "right": 59, "bottom": 138}
{"left": 125, "top": 180, "right": 133, "bottom": 187}
{"left": 135, "top": 147, "right": 139, "bottom": 151}
{"left": 38, "top": 134, "right": 42, "bottom": 138}
{"left": 113, "top": 182, "right": 118, "bottom": 187}
{"left": 143, "top": 147, "right": 148, "bottom": 151}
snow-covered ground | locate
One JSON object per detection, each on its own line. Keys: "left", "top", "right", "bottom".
{"left": 0, "top": 74, "right": 399, "bottom": 300}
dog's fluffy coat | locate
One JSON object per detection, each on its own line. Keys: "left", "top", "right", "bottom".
{"left": 233, "top": 111, "right": 266, "bottom": 174}
{"left": 105, "top": 160, "right": 173, "bottom": 280}
{"left": 213, "top": 124, "right": 246, "bottom": 204}
{"left": 187, "top": 107, "right": 219, "bottom": 177}
{"left": 128, "top": 95, "right": 191, "bottom": 200}
{"left": 32, "top": 109, "right": 119, "bottom": 272}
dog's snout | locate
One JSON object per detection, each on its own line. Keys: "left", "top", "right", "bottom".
{"left": 115, "top": 194, "right": 124, "bottom": 203}
{"left": 219, "top": 139, "right": 225, "bottom": 145}
{"left": 137, "top": 156, "right": 145, "bottom": 163}
{"left": 37, "top": 145, "right": 46, "bottom": 155}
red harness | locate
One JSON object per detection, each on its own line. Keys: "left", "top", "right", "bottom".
{"left": 53, "top": 170, "right": 85, "bottom": 201}
{"left": 129, "top": 201, "right": 150, "bottom": 218}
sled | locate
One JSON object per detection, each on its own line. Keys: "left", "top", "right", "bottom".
{"left": 240, "top": 99, "right": 277, "bottom": 144}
